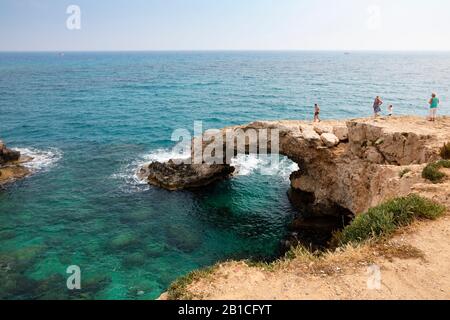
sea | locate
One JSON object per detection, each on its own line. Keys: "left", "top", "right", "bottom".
{"left": 0, "top": 51, "right": 449, "bottom": 299}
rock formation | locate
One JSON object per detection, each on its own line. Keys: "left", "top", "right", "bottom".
{"left": 0, "top": 140, "right": 30, "bottom": 187}
{"left": 138, "top": 160, "right": 235, "bottom": 191}
{"left": 0, "top": 140, "right": 20, "bottom": 164}
{"left": 140, "top": 116, "right": 450, "bottom": 216}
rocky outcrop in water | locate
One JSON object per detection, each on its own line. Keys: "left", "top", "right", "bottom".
{"left": 140, "top": 116, "right": 450, "bottom": 216}
{"left": 139, "top": 160, "right": 235, "bottom": 191}
{"left": 0, "top": 140, "right": 20, "bottom": 165}
{"left": 0, "top": 140, "right": 30, "bottom": 187}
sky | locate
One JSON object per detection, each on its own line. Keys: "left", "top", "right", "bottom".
{"left": 1, "top": 0, "right": 450, "bottom": 51}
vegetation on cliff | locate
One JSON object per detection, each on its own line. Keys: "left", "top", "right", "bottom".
{"left": 332, "top": 194, "right": 445, "bottom": 245}
{"left": 440, "top": 142, "right": 450, "bottom": 160}
{"left": 422, "top": 160, "right": 450, "bottom": 183}
{"left": 167, "top": 264, "right": 220, "bottom": 300}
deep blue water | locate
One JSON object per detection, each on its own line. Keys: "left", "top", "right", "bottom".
{"left": 0, "top": 51, "right": 449, "bottom": 299}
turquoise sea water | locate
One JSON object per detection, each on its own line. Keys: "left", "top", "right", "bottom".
{"left": 0, "top": 51, "right": 449, "bottom": 299}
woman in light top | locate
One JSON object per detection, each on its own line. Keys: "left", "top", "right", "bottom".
{"left": 428, "top": 93, "right": 439, "bottom": 122}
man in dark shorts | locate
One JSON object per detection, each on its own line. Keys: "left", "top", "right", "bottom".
{"left": 373, "top": 96, "right": 383, "bottom": 117}
{"left": 314, "top": 104, "right": 321, "bottom": 122}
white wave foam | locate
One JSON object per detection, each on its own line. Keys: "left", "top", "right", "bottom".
{"left": 231, "top": 154, "right": 299, "bottom": 180}
{"left": 112, "top": 146, "right": 191, "bottom": 193}
{"left": 113, "top": 147, "right": 298, "bottom": 193}
{"left": 13, "top": 147, "right": 63, "bottom": 173}
{"left": 140, "top": 149, "right": 299, "bottom": 179}
{"left": 111, "top": 160, "right": 149, "bottom": 193}
{"left": 139, "top": 147, "right": 191, "bottom": 164}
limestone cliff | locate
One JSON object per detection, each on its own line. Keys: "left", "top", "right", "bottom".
{"left": 140, "top": 116, "right": 450, "bottom": 216}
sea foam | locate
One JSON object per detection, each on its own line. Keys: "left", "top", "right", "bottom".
{"left": 231, "top": 154, "right": 299, "bottom": 180}
{"left": 13, "top": 147, "right": 63, "bottom": 173}
{"left": 113, "top": 146, "right": 298, "bottom": 193}
{"left": 112, "top": 145, "right": 192, "bottom": 192}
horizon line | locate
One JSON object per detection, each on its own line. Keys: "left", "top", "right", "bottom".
{"left": 1, "top": 49, "right": 450, "bottom": 53}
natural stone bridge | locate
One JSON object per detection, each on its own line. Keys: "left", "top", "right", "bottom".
{"left": 140, "top": 116, "right": 450, "bottom": 216}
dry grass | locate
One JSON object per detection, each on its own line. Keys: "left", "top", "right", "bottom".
{"left": 166, "top": 264, "right": 220, "bottom": 300}
{"left": 166, "top": 239, "right": 428, "bottom": 300}
{"left": 276, "top": 240, "right": 424, "bottom": 276}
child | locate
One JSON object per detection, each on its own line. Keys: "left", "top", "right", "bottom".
{"left": 388, "top": 105, "right": 393, "bottom": 116}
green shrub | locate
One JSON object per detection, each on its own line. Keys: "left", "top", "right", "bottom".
{"left": 422, "top": 160, "right": 450, "bottom": 183}
{"left": 440, "top": 143, "right": 450, "bottom": 160}
{"left": 333, "top": 194, "right": 446, "bottom": 245}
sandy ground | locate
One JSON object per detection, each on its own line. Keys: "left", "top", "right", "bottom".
{"left": 179, "top": 213, "right": 450, "bottom": 300}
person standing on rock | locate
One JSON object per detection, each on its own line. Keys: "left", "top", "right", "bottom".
{"left": 373, "top": 96, "right": 383, "bottom": 118}
{"left": 313, "top": 104, "right": 321, "bottom": 123}
{"left": 428, "top": 93, "right": 439, "bottom": 122}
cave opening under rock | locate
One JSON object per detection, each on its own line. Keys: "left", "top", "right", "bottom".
{"left": 283, "top": 187, "right": 355, "bottom": 253}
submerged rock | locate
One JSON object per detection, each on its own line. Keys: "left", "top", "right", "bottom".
{"left": 127, "top": 279, "right": 159, "bottom": 299}
{"left": 122, "top": 252, "right": 146, "bottom": 268}
{"left": 70, "top": 274, "right": 112, "bottom": 300}
{"left": 8, "top": 244, "right": 47, "bottom": 271}
{"left": 145, "top": 243, "right": 167, "bottom": 258}
{"left": 108, "top": 233, "right": 140, "bottom": 251}
{"left": 165, "top": 225, "right": 202, "bottom": 253}
{"left": 119, "top": 211, "right": 151, "bottom": 224}
{"left": 0, "top": 272, "right": 39, "bottom": 300}
{"left": 0, "top": 230, "right": 16, "bottom": 241}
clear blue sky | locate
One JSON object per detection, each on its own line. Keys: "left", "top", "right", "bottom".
{"left": 1, "top": 0, "right": 450, "bottom": 51}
